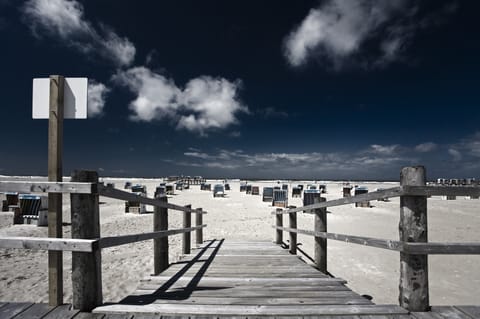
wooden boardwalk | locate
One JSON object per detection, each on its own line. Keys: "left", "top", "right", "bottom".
{"left": 2, "top": 239, "right": 479, "bottom": 318}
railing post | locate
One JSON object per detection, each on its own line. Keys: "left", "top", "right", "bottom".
{"left": 70, "top": 170, "right": 102, "bottom": 311}
{"left": 275, "top": 208, "right": 283, "bottom": 244}
{"left": 399, "top": 166, "right": 429, "bottom": 311}
{"left": 314, "top": 196, "right": 327, "bottom": 273}
{"left": 289, "top": 208, "right": 297, "bottom": 254}
{"left": 154, "top": 195, "right": 168, "bottom": 274}
{"left": 196, "top": 208, "right": 203, "bottom": 246}
{"left": 183, "top": 204, "right": 191, "bottom": 254}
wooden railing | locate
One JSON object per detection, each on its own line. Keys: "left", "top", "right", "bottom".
{"left": 273, "top": 166, "right": 480, "bottom": 312}
{"left": 0, "top": 170, "right": 206, "bottom": 311}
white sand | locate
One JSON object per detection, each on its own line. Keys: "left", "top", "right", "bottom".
{"left": 0, "top": 177, "right": 479, "bottom": 305}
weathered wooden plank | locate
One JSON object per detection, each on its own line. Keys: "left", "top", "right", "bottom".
{"left": 142, "top": 276, "right": 345, "bottom": 284}
{"left": 42, "top": 304, "right": 79, "bottom": 319}
{"left": 99, "top": 226, "right": 206, "bottom": 249}
{"left": 148, "top": 296, "right": 372, "bottom": 305}
{"left": 11, "top": 303, "right": 53, "bottom": 319}
{"left": 455, "top": 306, "right": 480, "bottom": 319}
{"left": 154, "top": 195, "right": 169, "bottom": 275}
{"left": 274, "top": 226, "right": 403, "bottom": 252}
{"left": 410, "top": 312, "right": 444, "bottom": 319}
{"left": 430, "top": 306, "right": 474, "bottom": 319}
{"left": 0, "top": 236, "right": 96, "bottom": 252}
{"left": 97, "top": 184, "right": 206, "bottom": 214}
{"left": 402, "top": 185, "right": 480, "bottom": 197}
{"left": 74, "top": 312, "right": 106, "bottom": 319}
{"left": 101, "top": 314, "right": 132, "bottom": 319}
{"left": 93, "top": 304, "right": 408, "bottom": 316}
{"left": 404, "top": 242, "right": 480, "bottom": 255}
{"left": 0, "top": 303, "right": 34, "bottom": 319}
{"left": 0, "top": 181, "right": 95, "bottom": 194}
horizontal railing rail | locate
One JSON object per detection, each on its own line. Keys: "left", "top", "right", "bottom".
{"left": 0, "top": 225, "right": 207, "bottom": 252}
{"left": 275, "top": 185, "right": 480, "bottom": 214}
{"left": 274, "top": 226, "right": 480, "bottom": 254}
{"left": 97, "top": 184, "right": 206, "bottom": 214}
{"left": 0, "top": 181, "right": 95, "bottom": 194}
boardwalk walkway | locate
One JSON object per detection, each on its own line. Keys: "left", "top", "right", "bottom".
{"left": 2, "top": 239, "right": 479, "bottom": 318}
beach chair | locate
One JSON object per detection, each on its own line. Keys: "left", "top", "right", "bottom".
{"left": 126, "top": 185, "right": 147, "bottom": 214}
{"left": 176, "top": 182, "right": 184, "bottom": 191}
{"left": 282, "top": 184, "right": 288, "bottom": 192}
{"left": 343, "top": 186, "right": 352, "bottom": 197}
{"left": 2, "top": 192, "right": 18, "bottom": 212}
{"left": 213, "top": 184, "right": 225, "bottom": 197}
{"left": 224, "top": 183, "right": 230, "bottom": 191}
{"left": 246, "top": 185, "right": 252, "bottom": 194}
{"left": 354, "top": 186, "right": 370, "bottom": 207}
{"left": 154, "top": 186, "right": 166, "bottom": 198}
{"left": 18, "top": 194, "right": 48, "bottom": 226}
{"left": 240, "top": 183, "right": 247, "bottom": 192}
{"left": 292, "top": 187, "right": 302, "bottom": 198}
{"left": 262, "top": 187, "right": 274, "bottom": 202}
{"left": 165, "top": 184, "right": 174, "bottom": 195}
{"left": 124, "top": 182, "right": 132, "bottom": 189}
{"left": 273, "top": 190, "right": 288, "bottom": 208}
{"left": 251, "top": 186, "right": 260, "bottom": 195}
{"left": 319, "top": 184, "right": 327, "bottom": 194}
{"left": 297, "top": 184, "right": 304, "bottom": 191}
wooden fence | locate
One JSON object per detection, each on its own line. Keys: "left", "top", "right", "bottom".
{"left": 273, "top": 166, "right": 480, "bottom": 312}
{"left": 0, "top": 170, "right": 207, "bottom": 312}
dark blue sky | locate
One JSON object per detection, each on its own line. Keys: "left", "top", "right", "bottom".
{"left": 0, "top": 0, "right": 479, "bottom": 180}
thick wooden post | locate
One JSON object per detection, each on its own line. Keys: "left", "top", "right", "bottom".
{"left": 154, "top": 195, "right": 168, "bottom": 274}
{"left": 48, "top": 75, "right": 64, "bottom": 306}
{"left": 70, "top": 170, "right": 102, "bottom": 311}
{"left": 399, "top": 166, "right": 429, "bottom": 311}
{"left": 314, "top": 196, "right": 327, "bottom": 273}
{"left": 289, "top": 210, "right": 297, "bottom": 254}
{"left": 275, "top": 208, "right": 283, "bottom": 244}
{"left": 183, "top": 205, "right": 191, "bottom": 255}
{"left": 196, "top": 208, "right": 203, "bottom": 246}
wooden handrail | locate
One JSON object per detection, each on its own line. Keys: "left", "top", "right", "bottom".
{"left": 97, "top": 184, "right": 206, "bottom": 214}
{"left": 0, "top": 181, "right": 95, "bottom": 194}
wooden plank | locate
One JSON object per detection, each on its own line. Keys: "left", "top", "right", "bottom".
{"left": 404, "top": 242, "right": 480, "bottom": 255}
{"left": 99, "top": 226, "right": 206, "bottom": 249}
{"left": 0, "top": 303, "right": 34, "bottom": 319}
{"left": 430, "top": 306, "right": 474, "bottom": 319}
{"left": 455, "top": 306, "right": 480, "bottom": 319}
{"left": 0, "top": 236, "right": 96, "bottom": 252}
{"left": 314, "top": 196, "right": 327, "bottom": 272}
{"left": 154, "top": 195, "right": 169, "bottom": 275}
{"left": 43, "top": 304, "right": 79, "bottom": 319}
{"left": 183, "top": 205, "right": 192, "bottom": 254}
{"left": 97, "top": 184, "right": 206, "bottom": 214}
{"left": 275, "top": 226, "right": 403, "bottom": 252}
{"left": 402, "top": 185, "right": 480, "bottom": 197}
{"left": 142, "top": 276, "right": 345, "bottom": 284}
{"left": 148, "top": 296, "right": 373, "bottom": 305}
{"left": 93, "top": 304, "right": 408, "bottom": 316}
{"left": 74, "top": 312, "right": 107, "bottom": 319}
{"left": 0, "top": 181, "right": 95, "bottom": 194}
{"left": 10, "top": 303, "right": 53, "bottom": 319}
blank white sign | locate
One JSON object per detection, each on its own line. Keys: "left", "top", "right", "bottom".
{"left": 32, "top": 77, "right": 88, "bottom": 119}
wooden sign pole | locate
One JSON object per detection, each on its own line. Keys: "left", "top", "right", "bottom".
{"left": 48, "top": 75, "right": 64, "bottom": 306}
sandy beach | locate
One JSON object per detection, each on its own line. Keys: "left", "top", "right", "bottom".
{"left": 0, "top": 176, "right": 479, "bottom": 306}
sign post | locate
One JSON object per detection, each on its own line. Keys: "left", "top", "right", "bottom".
{"left": 32, "top": 75, "right": 87, "bottom": 306}
{"left": 48, "top": 75, "right": 64, "bottom": 306}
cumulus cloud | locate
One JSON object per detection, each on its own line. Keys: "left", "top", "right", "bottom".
{"left": 368, "top": 144, "right": 401, "bottom": 155}
{"left": 87, "top": 80, "right": 110, "bottom": 117}
{"left": 415, "top": 142, "right": 437, "bottom": 153}
{"left": 22, "top": 0, "right": 135, "bottom": 66}
{"left": 283, "top": 0, "right": 454, "bottom": 69}
{"left": 113, "top": 67, "right": 247, "bottom": 134}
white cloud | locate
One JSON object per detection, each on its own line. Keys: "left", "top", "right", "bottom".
{"left": 112, "top": 67, "right": 180, "bottom": 121}
{"left": 113, "top": 67, "right": 247, "bottom": 134}
{"left": 87, "top": 80, "right": 110, "bottom": 117}
{"left": 415, "top": 142, "right": 437, "bottom": 153}
{"left": 22, "top": 0, "right": 135, "bottom": 66}
{"left": 283, "top": 0, "right": 451, "bottom": 69}
{"left": 177, "top": 76, "right": 248, "bottom": 133}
